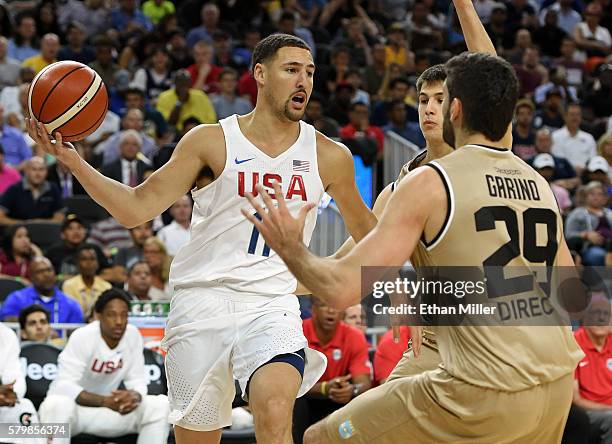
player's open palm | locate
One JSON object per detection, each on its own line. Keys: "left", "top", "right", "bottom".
{"left": 242, "top": 182, "right": 316, "bottom": 259}
{"left": 25, "top": 118, "right": 78, "bottom": 167}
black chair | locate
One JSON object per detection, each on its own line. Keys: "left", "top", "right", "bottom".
{"left": 19, "top": 342, "right": 61, "bottom": 410}
{"left": 23, "top": 222, "right": 62, "bottom": 251}
{"left": 144, "top": 348, "right": 167, "bottom": 396}
{"left": 0, "top": 278, "right": 25, "bottom": 304}
{"left": 64, "top": 196, "right": 109, "bottom": 227}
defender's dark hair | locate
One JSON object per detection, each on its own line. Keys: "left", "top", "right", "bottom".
{"left": 19, "top": 304, "right": 50, "bottom": 330}
{"left": 94, "top": 289, "right": 131, "bottom": 314}
{"left": 416, "top": 64, "right": 446, "bottom": 94}
{"left": 251, "top": 33, "right": 311, "bottom": 73}
{"left": 444, "top": 52, "right": 519, "bottom": 142}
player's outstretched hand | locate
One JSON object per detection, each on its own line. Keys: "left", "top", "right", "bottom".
{"left": 25, "top": 118, "right": 78, "bottom": 167}
{"left": 242, "top": 182, "right": 316, "bottom": 259}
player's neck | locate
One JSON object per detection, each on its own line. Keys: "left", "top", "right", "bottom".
{"left": 313, "top": 322, "right": 335, "bottom": 345}
{"left": 455, "top": 133, "right": 510, "bottom": 151}
{"left": 423, "top": 141, "right": 453, "bottom": 163}
{"left": 240, "top": 108, "right": 300, "bottom": 152}
{"left": 101, "top": 333, "right": 120, "bottom": 349}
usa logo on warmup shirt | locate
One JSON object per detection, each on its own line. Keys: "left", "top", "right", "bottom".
{"left": 338, "top": 419, "right": 355, "bottom": 439}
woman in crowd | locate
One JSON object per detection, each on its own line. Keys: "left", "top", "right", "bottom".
{"left": 142, "top": 236, "right": 171, "bottom": 298}
{"left": 0, "top": 225, "right": 42, "bottom": 283}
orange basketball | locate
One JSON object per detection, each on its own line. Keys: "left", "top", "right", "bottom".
{"left": 28, "top": 61, "right": 108, "bottom": 142}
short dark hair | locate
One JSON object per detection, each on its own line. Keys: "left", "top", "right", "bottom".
{"left": 416, "top": 64, "right": 446, "bottom": 94}
{"left": 19, "top": 304, "right": 50, "bottom": 329}
{"left": 76, "top": 243, "right": 98, "bottom": 260}
{"left": 127, "top": 260, "right": 151, "bottom": 277}
{"left": 389, "top": 76, "right": 410, "bottom": 90}
{"left": 218, "top": 67, "right": 238, "bottom": 81}
{"left": 94, "top": 289, "right": 131, "bottom": 314}
{"left": 125, "top": 87, "right": 145, "bottom": 98}
{"left": 251, "top": 33, "right": 311, "bottom": 73}
{"left": 444, "top": 52, "right": 519, "bottom": 142}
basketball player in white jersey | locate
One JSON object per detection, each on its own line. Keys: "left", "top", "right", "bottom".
{"left": 0, "top": 322, "right": 44, "bottom": 444}
{"left": 244, "top": 27, "right": 583, "bottom": 444}
{"left": 27, "top": 33, "right": 376, "bottom": 443}
{"left": 38, "top": 289, "right": 169, "bottom": 444}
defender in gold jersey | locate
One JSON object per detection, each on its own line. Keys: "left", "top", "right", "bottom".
{"left": 244, "top": 30, "right": 583, "bottom": 444}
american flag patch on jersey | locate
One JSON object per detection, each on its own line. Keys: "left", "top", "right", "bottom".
{"left": 293, "top": 160, "right": 310, "bottom": 172}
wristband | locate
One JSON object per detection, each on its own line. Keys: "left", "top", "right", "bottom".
{"left": 321, "top": 381, "right": 328, "bottom": 397}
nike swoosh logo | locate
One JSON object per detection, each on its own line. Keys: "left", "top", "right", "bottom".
{"left": 235, "top": 157, "right": 255, "bottom": 164}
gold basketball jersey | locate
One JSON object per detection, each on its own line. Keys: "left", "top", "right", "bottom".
{"left": 419, "top": 144, "right": 583, "bottom": 391}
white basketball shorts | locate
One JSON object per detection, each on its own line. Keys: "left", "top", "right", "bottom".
{"left": 161, "top": 287, "right": 326, "bottom": 431}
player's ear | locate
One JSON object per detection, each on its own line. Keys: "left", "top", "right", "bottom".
{"left": 253, "top": 63, "right": 265, "bottom": 86}
{"left": 450, "top": 97, "right": 462, "bottom": 124}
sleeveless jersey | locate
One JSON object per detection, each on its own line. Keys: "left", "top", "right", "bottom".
{"left": 169, "top": 115, "right": 324, "bottom": 297}
{"left": 421, "top": 144, "right": 583, "bottom": 391}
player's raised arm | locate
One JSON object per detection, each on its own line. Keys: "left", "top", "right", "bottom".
{"left": 453, "top": 0, "right": 496, "bottom": 55}
{"left": 27, "top": 119, "right": 214, "bottom": 228}
{"left": 244, "top": 166, "right": 444, "bottom": 309}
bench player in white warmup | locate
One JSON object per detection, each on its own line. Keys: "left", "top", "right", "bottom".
{"left": 38, "top": 289, "right": 169, "bottom": 443}
{"left": 0, "top": 322, "right": 44, "bottom": 444}
{"left": 27, "top": 33, "right": 376, "bottom": 443}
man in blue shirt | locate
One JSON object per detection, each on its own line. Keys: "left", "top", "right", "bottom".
{"left": 0, "top": 104, "right": 31, "bottom": 170}
{"left": 383, "top": 100, "right": 426, "bottom": 148}
{"left": 110, "top": 0, "right": 153, "bottom": 36}
{"left": 0, "top": 257, "right": 83, "bottom": 323}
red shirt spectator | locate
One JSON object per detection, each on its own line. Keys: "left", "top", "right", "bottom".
{"left": 574, "top": 326, "right": 612, "bottom": 406}
{"left": 238, "top": 71, "right": 258, "bottom": 106}
{"left": 303, "top": 317, "right": 371, "bottom": 382}
{"left": 186, "top": 64, "right": 222, "bottom": 94}
{"left": 340, "top": 102, "right": 385, "bottom": 154}
{"left": 373, "top": 326, "right": 411, "bottom": 384}
{"left": 0, "top": 162, "right": 21, "bottom": 194}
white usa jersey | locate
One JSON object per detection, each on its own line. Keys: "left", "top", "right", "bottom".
{"left": 169, "top": 114, "right": 324, "bottom": 297}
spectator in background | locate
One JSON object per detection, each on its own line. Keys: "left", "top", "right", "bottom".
{"left": 581, "top": 156, "right": 611, "bottom": 186}
{"left": 38, "top": 289, "right": 170, "bottom": 443}
{"left": 573, "top": 295, "right": 612, "bottom": 444}
{"left": 211, "top": 30, "right": 233, "bottom": 68}
{"left": 157, "top": 195, "right": 191, "bottom": 256}
{"left": 22, "top": 33, "right": 60, "bottom": 74}
{"left": 123, "top": 88, "right": 168, "bottom": 141}
{"left": 58, "top": 0, "right": 111, "bottom": 39}
{"left": 583, "top": 64, "right": 612, "bottom": 131}
{"left": 0, "top": 37, "right": 22, "bottom": 90}
{"left": 131, "top": 46, "right": 173, "bottom": 102}
{"left": 0, "top": 156, "right": 64, "bottom": 226}
{"left": 277, "top": 10, "right": 316, "bottom": 59}
{"left": 532, "top": 153, "right": 573, "bottom": 214}
{"left": 36, "top": 2, "right": 62, "bottom": 39}
{"left": 0, "top": 144, "right": 22, "bottom": 194}
{"left": 47, "top": 160, "right": 86, "bottom": 198}
{"left": 58, "top": 21, "right": 95, "bottom": 65}
{"left": 552, "top": 103, "right": 597, "bottom": 174}
{"left": 186, "top": 41, "right": 222, "bottom": 95}
{"left": 304, "top": 94, "right": 340, "bottom": 138}
{"left": 405, "top": 0, "right": 444, "bottom": 51}
{"left": 363, "top": 43, "right": 387, "bottom": 100}
{"left": 513, "top": 46, "right": 548, "bottom": 98}
{"left": 8, "top": 12, "right": 38, "bottom": 62}
{"left": 533, "top": 9, "right": 567, "bottom": 58}
{"left": 331, "top": 17, "right": 371, "bottom": 68}
{"left": 88, "top": 36, "right": 119, "bottom": 90}
{"left": 0, "top": 256, "right": 83, "bottom": 323}
{"left": 528, "top": 128, "right": 579, "bottom": 189}
{"left": 373, "top": 326, "right": 413, "bottom": 385}
{"left": 141, "top": 0, "right": 175, "bottom": 25}
{"left": 114, "top": 222, "right": 153, "bottom": 276}
{"left": 565, "top": 181, "right": 612, "bottom": 266}
{"left": 317, "top": 46, "right": 351, "bottom": 96}
{"left": 383, "top": 99, "right": 426, "bottom": 147}
{"left": 512, "top": 99, "right": 537, "bottom": 160}
{"left": 186, "top": 3, "right": 220, "bottom": 48}
{"left": 110, "top": 0, "right": 153, "bottom": 36}
{"left": 533, "top": 88, "right": 565, "bottom": 130}
{"left": 125, "top": 260, "right": 166, "bottom": 301}
{"left": 294, "top": 296, "right": 372, "bottom": 443}
{"left": 384, "top": 23, "right": 414, "bottom": 72}
{"left": 98, "top": 109, "right": 158, "bottom": 166}
{"left": 142, "top": 237, "right": 171, "bottom": 298}
{"left": 100, "top": 130, "right": 150, "bottom": 187}
{"left": 326, "top": 82, "right": 355, "bottom": 127}
{"left": 45, "top": 215, "right": 110, "bottom": 279}
{"left": 573, "top": 2, "right": 611, "bottom": 58}
{"left": 553, "top": 37, "right": 584, "bottom": 88}
{"left": 62, "top": 244, "right": 112, "bottom": 319}
{"left": 344, "top": 70, "right": 371, "bottom": 106}
{"left": 506, "top": 28, "right": 534, "bottom": 65}
{"left": 538, "top": 0, "right": 582, "bottom": 35}
{"left": 165, "top": 27, "right": 194, "bottom": 72}
{"left": 211, "top": 68, "right": 253, "bottom": 119}
{"left": 484, "top": 2, "right": 514, "bottom": 54}
{"left": 88, "top": 217, "right": 132, "bottom": 254}
{"left": 534, "top": 65, "right": 578, "bottom": 106}
{"left": 343, "top": 304, "right": 367, "bottom": 335}
{"left": 0, "top": 323, "right": 41, "bottom": 429}
{"left": 0, "top": 225, "right": 42, "bottom": 283}
{"left": 19, "top": 304, "right": 52, "bottom": 343}
{"left": 597, "top": 133, "right": 612, "bottom": 183}
{"left": 156, "top": 69, "right": 217, "bottom": 133}
{"left": 341, "top": 102, "right": 385, "bottom": 155}
{"left": 371, "top": 76, "right": 419, "bottom": 127}
{"left": 0, "top": 103, "right": 31, "bottom": 170}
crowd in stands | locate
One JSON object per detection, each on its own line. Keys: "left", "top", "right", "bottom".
{"left": 0, "top": 0, "right": 608, "bottom": 442}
